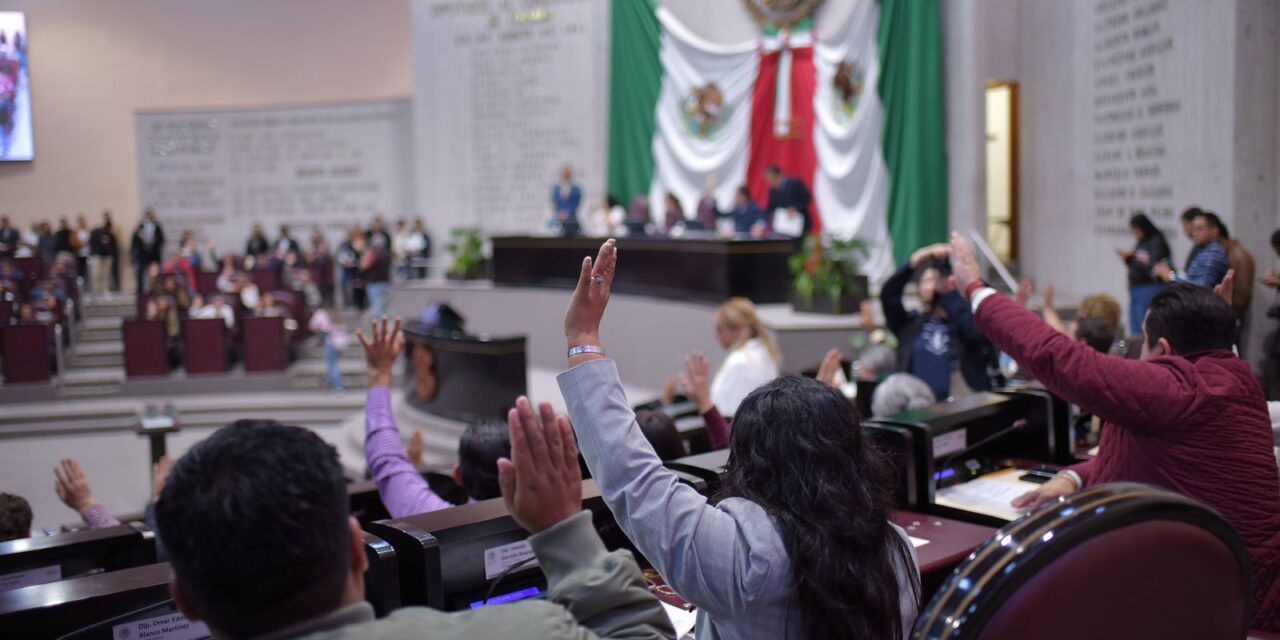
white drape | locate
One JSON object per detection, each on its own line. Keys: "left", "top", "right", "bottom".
{"left": 813, "top": 0, "right": 895, "bottom": 283}
{"left": 649, "top": 7, "right": 758, "bottom": 226}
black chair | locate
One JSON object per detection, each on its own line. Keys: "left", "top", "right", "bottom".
{"left": 912, "top": 483, "right": 1253, "bottom": 639}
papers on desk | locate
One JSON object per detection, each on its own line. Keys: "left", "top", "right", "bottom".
{"left": 771, "top": 208, "right": 804, "bottom": 237}
{"left": 909, "top": 536, "right": 931, "bottom": 548}
{"left": 935, "top": 468, "right": 1037, "bottom": 522}
{"left": 662, "top": 602, "right": 699, "bottom": 639}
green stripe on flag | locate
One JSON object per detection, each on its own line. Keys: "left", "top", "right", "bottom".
{"left": 607, "top": 0, "right": 663, "bottom": 207}
{"left": 878, "top": 0, "right": 948, "bottom": 264}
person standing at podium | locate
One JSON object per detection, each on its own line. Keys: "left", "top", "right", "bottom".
{"left": 550, "top": 165, "right": 582, "bottom": 227}
{"left": 764, "top": 165, "right": 812, "bottom": 237}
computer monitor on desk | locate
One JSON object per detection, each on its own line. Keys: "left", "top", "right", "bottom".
{"left": 402, "top": 325, "right": 527, "bottom": 423}
{"left": 365, "top": 479, "right": 636, "bottom": 612}
{"left": 863, "top": 391, "right": 1059, "bottom": 518}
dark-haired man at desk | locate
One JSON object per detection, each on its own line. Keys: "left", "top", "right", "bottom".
{"left": 951, "top": 233, "right": 1280, "bottom": 631}
{"left": 155, "top": 413, "right": 673, "bottom": 639}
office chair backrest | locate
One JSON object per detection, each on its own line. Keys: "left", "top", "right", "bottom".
{"left": 913, "top": 483, "right": 1252, "bottom": 640}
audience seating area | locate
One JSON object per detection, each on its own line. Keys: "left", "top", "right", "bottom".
{"left": 0, "top": 255, "right": 80, "bottom": 385}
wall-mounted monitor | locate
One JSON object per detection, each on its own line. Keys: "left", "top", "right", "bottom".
{"left": 0, "top": 12, "right": 32, "bottom": 161}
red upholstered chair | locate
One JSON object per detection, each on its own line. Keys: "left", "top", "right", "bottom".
{"left": 122, "top": 319, "right": 169, "bottom": 377}
{"left": 250, "top": 269, "right": 281, "bottom": 292}
{"left": 194, "top": 271, "right": 220, "bottom": 296}
{"left": 912, "top": 483, "right": 1253, "bottom": 640}
{"left": 242, "top": 316, "right": 286, "bottom": 372}
{"left": 2, "top": 324, "right": 52, "bottom": 383}
{"left": 183, "top": 318, "right": 229, "bottom": 374}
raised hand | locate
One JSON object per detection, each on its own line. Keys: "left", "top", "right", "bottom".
{"left": 910, "top": 243, "right": 951, "bottom": 270}
{"left": 1043, "top": 283, "right": 1056, "bottom": 311}
{"left": 407, "top": 430, "right": 425, "bottom": 466}
{"left": 679, "top": 351, "right": 714, "bottom": 414}
{"left": 815, "top": 348, "right": 843, "bottom": 389}
{"left": 54, "top": 458, "right": 98, "bottom": 514}
{"left": 1014, "top": 279, "right": 1034, "bottom": 308}
{"left": 497, "top": 397, "right": 583, "bottom": 533}
{"left": 564, "top": 238, "right": 617, "bottom": 349}
{"left": 357, "top": 315, "right": 405, "bottom": 387}
{"left": 1214, "top": 269, "right": 1235, "bottom": 307}
{"left": 151, "top": 456, "right": 174, "bottom": 503}
{"left": 948, "top": 232, "right": 982, "bottom": 293}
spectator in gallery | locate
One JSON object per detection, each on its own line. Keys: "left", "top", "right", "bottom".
{"left": 367, "top": 216, "right": 392, "bottom": 251}
{"left": 404, "top": 219, "right": 431, "bottom": 278}
{"left": 190, "top": 294, "right": 236, "bottom": 331}
{"left": 709, "top": 297, "right": 782, "bottom": 416}
{"left": 288, "top": 267, "right": 323, "bottom": 311}
{"left": 880, "top": 243, "right": 997, "bottom": 402}
{"left": 74, "top": 215, "right": 91, "bottom": 287}
{"left": 215, "top": 256, "right": 242, "bottom": 295}
{"left": 1118, "top": 213, "right": 1171, "bottom": 334}
{"left": 89, "top": 211, "right": 120, "bottom": 294}
{"left": 337, "top": 228, "right": 366, "bottom": 310}
{"left": 275, "top": 224, "right": 302, "bottom": 259}
{"left": 1201, "top": 212, "right": 1256, "bottom": 324}
{"left": 392, "top": 219, "right": 411, "bottom": 274}
{"left": 35, "top": 220, "right": 56, "bottom": 267}
{"left": 245, "top": 224, "right": 270, "bottom": 257}
{"left": 131, "top": 209, "right": 166, "bottom": 294}
{"left": 53, "top": 216, "right": 75, "bottom": 260}
{"left": 721, "top": 186, "right": 768, "bottom": 236}
{"left": 309, "top": 308, "right": 350, "bottom": 394}
{"left": 663, "top": 191, "right": 687, "bottom": 234}
{"left": 1154, "top": 211, "right": 1230, "bottom": 290}
{"left": 361, "top": 242, "right": 393, "bottom": 319}
{"left": 550, "top": 164, "right": 582, "bottom": 226}
{"left": 238, "top": 275, "right": 261, "bottom": 310}
{"left": 764, "top": 165, "right": 813, "bottom": 237}
{"left": 0, "top": 215, "right": 19, "bottom": 258}
{"left": 359, "top": 317, "right": 516, "bottom": 514}
{"left": 1179, "top": 207, "right": 1206, "bottom": 271}
{"left": 0, "top": 258, "right": 21, "bottom": 283}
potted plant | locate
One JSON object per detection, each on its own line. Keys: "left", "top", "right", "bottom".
{"left": 446, "top": 228, "right": 487, "bottom": 280}
{"left": 788, "top": 235, "right": 869, "bottom": 314}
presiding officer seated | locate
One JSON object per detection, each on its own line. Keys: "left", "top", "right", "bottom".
{"left": 154, "top": 416, "right": 673, "bottom": 639}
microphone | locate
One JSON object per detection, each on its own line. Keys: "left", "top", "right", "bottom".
{"left": 934, "top": 418, "right": 1028, "bottom": 488}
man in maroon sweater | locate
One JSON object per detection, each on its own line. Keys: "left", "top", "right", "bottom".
{"left": 950, "top": 233, "right": 1280, "bottom": 631}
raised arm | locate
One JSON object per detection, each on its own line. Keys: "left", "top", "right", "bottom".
{"left": 949, "top": 234, "right": 1194, "bottom": 429}
{"left": 358, "top": 317, "right": 453, "bottom": 518}
{"left": 680, "top": 351, "right": 730, "bottom": 450}
{"left": 497, "top": 396, "right": 673, "bottom": 640}
{"left": 54, "top": 459, "right": 121, "bottom": 529}
{"left": 559, "top": 240, "right": 786, "bottom": 617}
{"left": 879, "top": 262, "right": 915, "bottom": 336}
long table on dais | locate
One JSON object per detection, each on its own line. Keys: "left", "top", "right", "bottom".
{"left": 490, "top": 236, "right": 795, "bottom": 303}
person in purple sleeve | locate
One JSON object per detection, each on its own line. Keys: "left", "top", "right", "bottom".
{"left": 358, "top": 316, "right": 510, "bottom": 517}
{"left": 53, "top": 458, "right": 120, "bottom": 530}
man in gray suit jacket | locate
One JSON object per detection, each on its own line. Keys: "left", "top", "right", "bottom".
{"left": 154, "top": 325, "right": 674, "bottom": 640}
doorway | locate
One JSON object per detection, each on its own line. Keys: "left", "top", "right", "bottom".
{"left": 985, "top": 82, "right": 1018, "bottom": 264}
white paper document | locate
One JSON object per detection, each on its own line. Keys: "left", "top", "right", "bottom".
{"left": 909, "top": 536, "right": 931, "bottom": 548}
{"left": 662, "top": 602, "right": 699, "bottom": 639}
{"left": 771, "top": 209, "right": 804, "bottom": 237}
{"left": 935, "top": 469, "right": 1038, "bottom": 522}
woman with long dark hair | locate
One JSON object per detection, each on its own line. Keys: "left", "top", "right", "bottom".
{"left": 1118, "top": 213, "right": 1170, "bottom": 334}
{"left": 558, "top": 239, "right": 920, "bottom": 639}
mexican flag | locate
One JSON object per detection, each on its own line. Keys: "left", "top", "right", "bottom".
{"left": 607, "top": 0, "right": 947, "bottom": 281}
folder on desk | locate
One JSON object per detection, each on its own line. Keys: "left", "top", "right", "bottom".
{"left": 935, "top": 468, "right": 1038, "bottom": 522}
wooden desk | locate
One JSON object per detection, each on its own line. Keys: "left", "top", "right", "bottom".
{"left": 490, "top": 236, "right": 795, "bottom": 303}
{"left": 892, "top": 510, "right": 996, "bottom": 602}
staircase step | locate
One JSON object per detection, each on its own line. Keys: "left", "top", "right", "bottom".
{"left": 73, "top": 342, "right": 123, "bottom": 356}
{"left": 70, "top": 354, "right": 124, "bottom": 367}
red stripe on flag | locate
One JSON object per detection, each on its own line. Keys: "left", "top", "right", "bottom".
{"left": 746, "top": 46, "right": 821, "bottom": 235}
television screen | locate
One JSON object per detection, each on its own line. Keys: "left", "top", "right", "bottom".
{"left": 0, "top": 12, "right": 32, "bottom": 161}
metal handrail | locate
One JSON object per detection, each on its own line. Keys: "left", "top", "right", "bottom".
{"left": 54, "top": 323, "right": 65, "bottom": 389}
{"left": 968, "top": 230, "right": 1019, "bottom": 293}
